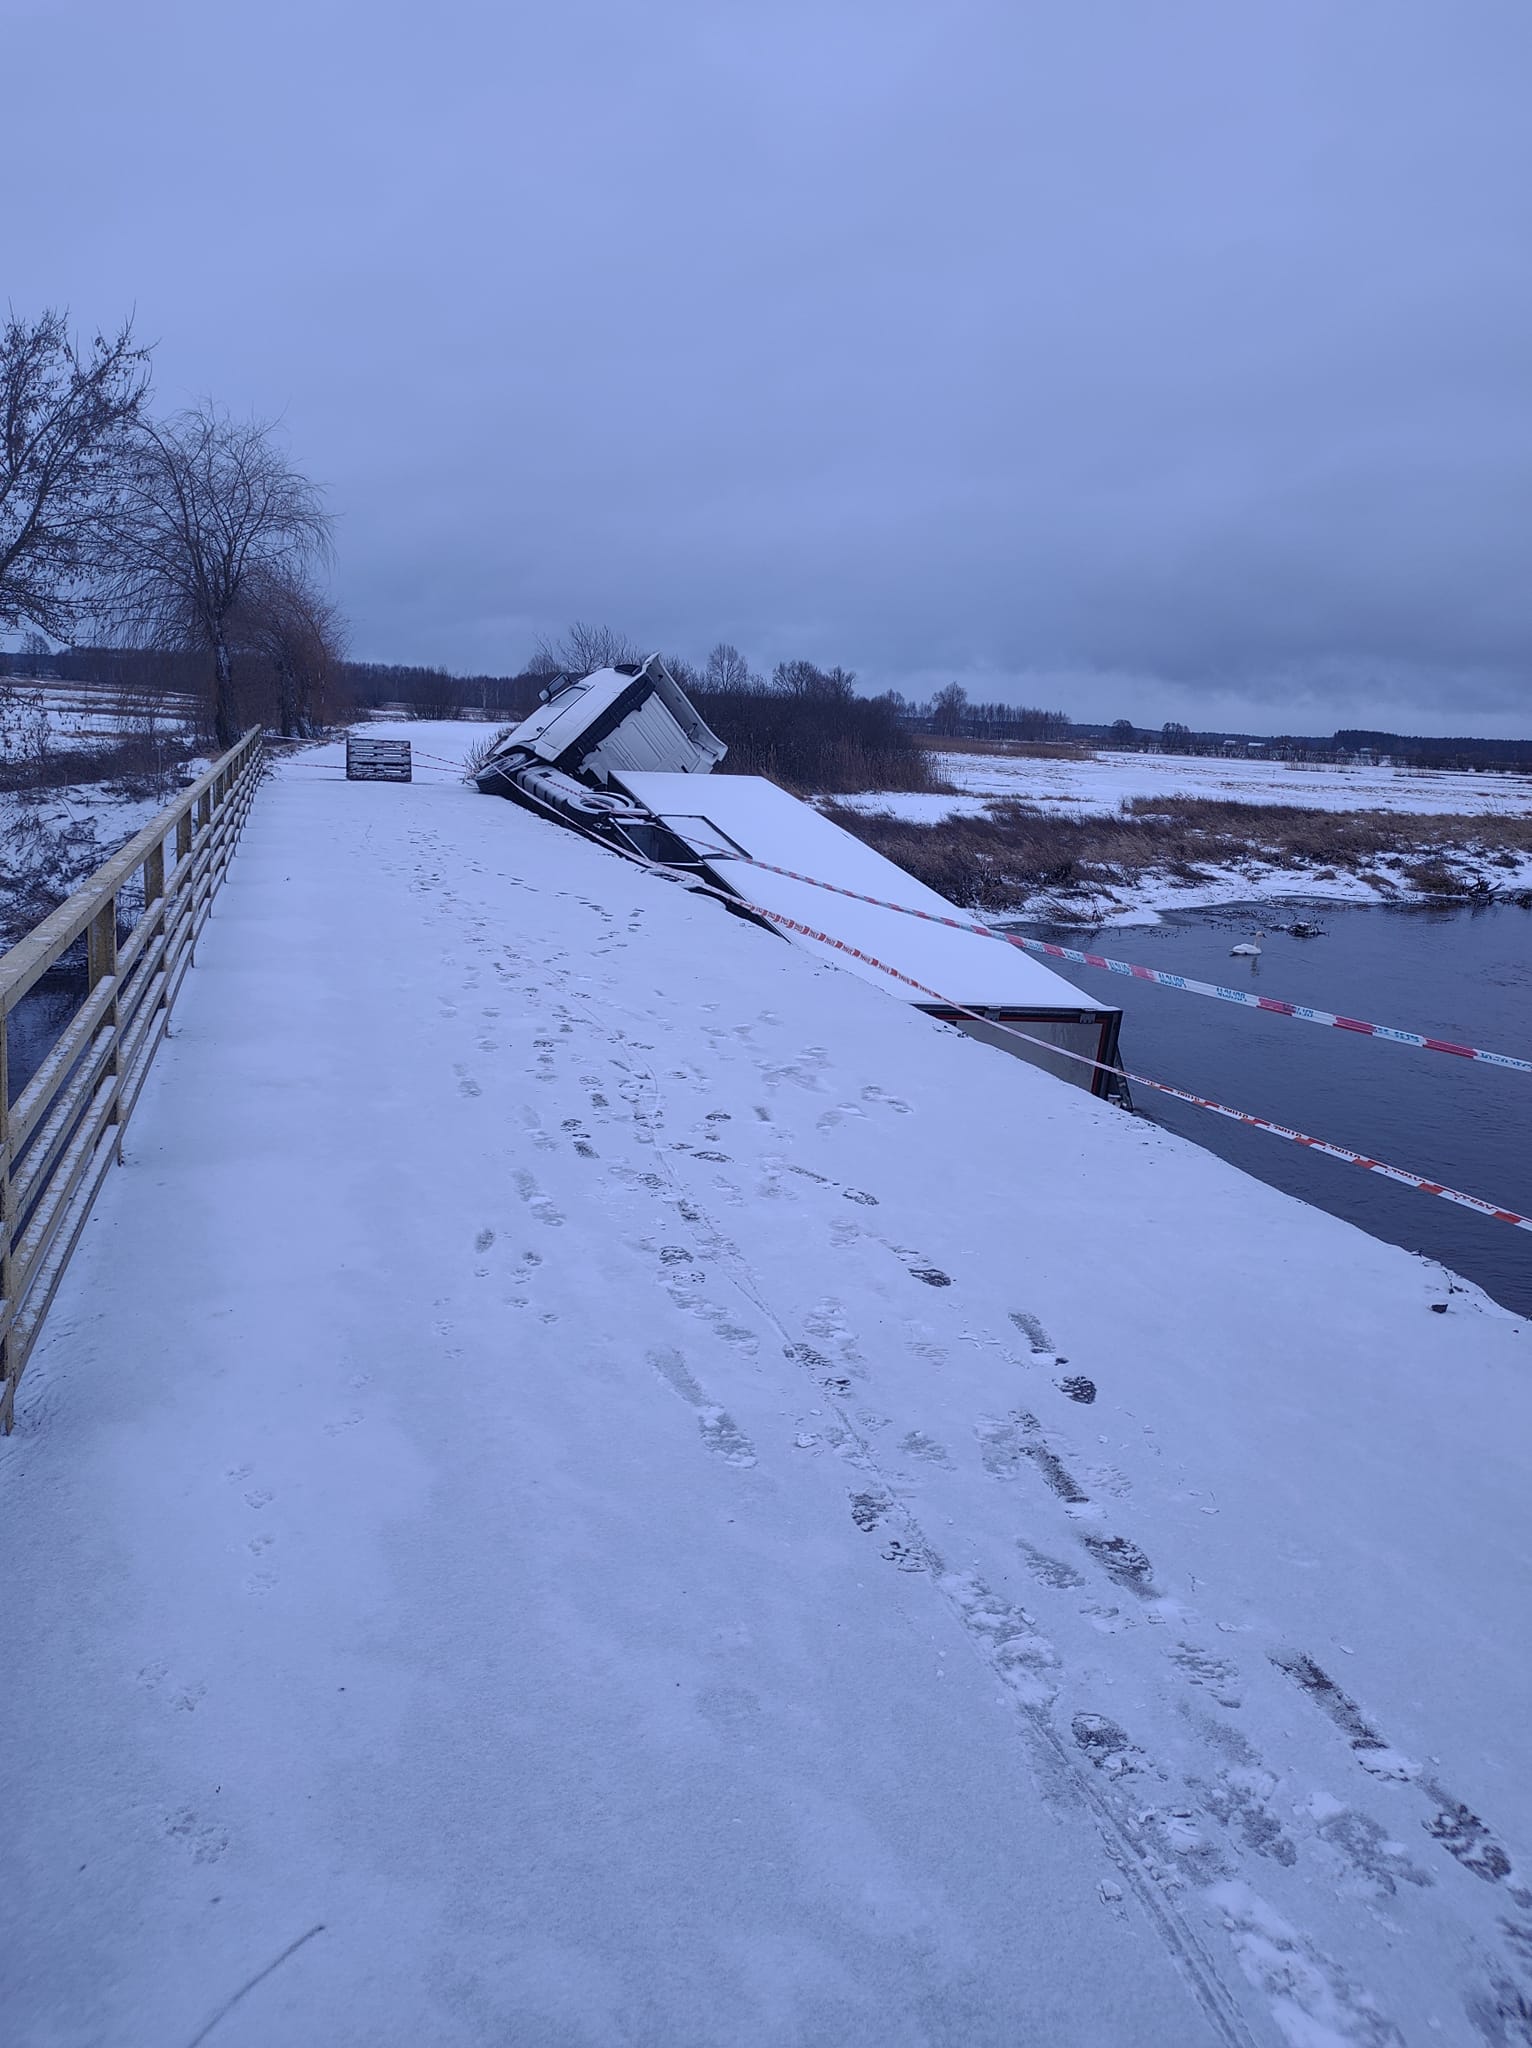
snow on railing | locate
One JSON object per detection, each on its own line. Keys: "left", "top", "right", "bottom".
{"left": 0, "top": 728, "right": 264, "bottom": 1432}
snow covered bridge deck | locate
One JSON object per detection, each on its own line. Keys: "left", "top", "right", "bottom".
{"left": 3, "top": 744, "right": 1530, "bottom": 2047}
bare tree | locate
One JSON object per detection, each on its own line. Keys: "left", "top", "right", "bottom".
{"left": 773, "top": 659, "right": 857, "bottom": 701}
{"left": 930, "top": 682, "right": 968, "bottom": 736}
{"left": 102, "top": 405, "right": 331, "bottom": 749}
{"left": 0, "top": 310, "right": 150, "bottom": 640}
{"left": 663, "top": 653, "right": 701, "bottom": 690}
{"left": 236, "top": 564, "right": 347, "bottom": 737}
{"left": 702, "top": 641, "right": 752, "bottom": 691}
{"left": 528, "top": 621, "right": 640, "bottom": 679}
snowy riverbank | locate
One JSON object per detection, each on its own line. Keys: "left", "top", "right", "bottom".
{"left": 3, "top": 744, "right": 1529, "bottom": 2046}
{"left": 824, "top": 748, "right": 1532, "bottom": 923}
{"left": 0, "top": 678, "right": 206, "bottom": 946}
{"left": 1016, "top": 853, "right": 1532, "bottom": 928}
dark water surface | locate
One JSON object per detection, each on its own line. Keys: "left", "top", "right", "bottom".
{"left": 6, "top": 954, "right": 89, "bottom": 1105}
{"left": 1021, "top": 901, "right": 1532, "bottom": 1319}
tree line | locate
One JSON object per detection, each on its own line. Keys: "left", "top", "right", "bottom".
{"left": 1, "top": 308, "right": 341, "bottom": 750}
{"left": 922, "top": 683, "right": 1070, "bottom": 741}
{"left": 338, "top": 624, "right": 941, "bottom": 794}
{"left": 527, "top": 626, "right": 939, "bottom": 794}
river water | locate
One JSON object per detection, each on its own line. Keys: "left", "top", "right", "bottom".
{"left": 1020, "top": 901, "right": 1532, "bottom": 1319}
{"left": 6, "top": 951, "right": 90, "bottom": 1108}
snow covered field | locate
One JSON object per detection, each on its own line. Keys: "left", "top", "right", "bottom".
{"left": 826, "top": 748, "right": 1532, "bottom": 922}
{"left": 837, "top": 749, "right": 1532, "bottom": 824}
{"left": 0, "top": 678, "right": 207, "bottom": 945}
{"left": 3, "top": 738, "right": 1530, "bottom": 2046}
{"left": 1, "top": 675, "right": 198, "bottom": 756}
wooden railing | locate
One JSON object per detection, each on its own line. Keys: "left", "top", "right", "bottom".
{"left": 0, "top": 729, "right": 264, "bottom": 1431}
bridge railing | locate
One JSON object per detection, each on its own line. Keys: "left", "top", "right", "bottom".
{"left": 0, "top": 728, "right": 264, "bottom": 1432}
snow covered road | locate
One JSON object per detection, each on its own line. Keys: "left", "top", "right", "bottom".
{"left": 3, "top": 756, "right": 1530, "bottom": 2047}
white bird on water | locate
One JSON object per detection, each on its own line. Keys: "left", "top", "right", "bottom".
{"left": 1230, "top": 931, "right": 1264, "bottom": 957}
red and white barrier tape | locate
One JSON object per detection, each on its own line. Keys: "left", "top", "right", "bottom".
{"left": 704, "top": 854, "right": 1532, "bottom": 1076}
{"left": 746, "top": 899, "right": 1532, "bottom": 1234}
{"left": 467, "top": 755, "right": 1532, "bottom": 1233}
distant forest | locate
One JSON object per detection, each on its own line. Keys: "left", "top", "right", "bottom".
{"left": 4, "top": 645, "right": 1527, "bottom": 781}
{"left": 1330, "top": 729, "right": 1532, "bottom": 769}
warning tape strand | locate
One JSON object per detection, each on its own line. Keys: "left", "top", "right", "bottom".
{"left": 701, "top": 853, "right": 1532, "bottom": 1076}
{"left": 445, "top": 754, "right": 1532, "bottom": 1234}
{"left": 745, "top": 902, "right": 1532, "bottom": 1234}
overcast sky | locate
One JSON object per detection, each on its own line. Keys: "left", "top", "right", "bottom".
{"left": 8, "top": 0, "right": 1532, "bottom": 734}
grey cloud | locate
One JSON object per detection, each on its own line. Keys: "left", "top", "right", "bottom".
{"left": 7, "top": 0, "right": 1530, "bottom": 732}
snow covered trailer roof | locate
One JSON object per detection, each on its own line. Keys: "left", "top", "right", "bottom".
{"left": 474, "top": 655, "right": 725, "bottom": 794}
{"left": 612, "top": 771, "right": 1125, "bottom": 1098}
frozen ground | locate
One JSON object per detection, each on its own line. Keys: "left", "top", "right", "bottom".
{"left": 2, "top": 730, "right": 1530, "bottom": 2047}
{"left": 835, "top": 749, "right": 1532, "bottom": 824}
{"left": 827, "top": 749, "right": 1532, "bottom": 922}
{"left": 0, "top": 781, "right": 193, "bottom": 947}
{"left": 0, "top": 674, "right": 198, "bottom": 755}
{"left": 1014, "top": 853, "right": 1532, "bottom": 929}
{"left": 0, "top": 678, "right": 207, "bottom": 944}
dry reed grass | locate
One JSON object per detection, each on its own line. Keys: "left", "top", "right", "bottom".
{"left": 821, "top": 796, "right": 1532, "bottom": 910}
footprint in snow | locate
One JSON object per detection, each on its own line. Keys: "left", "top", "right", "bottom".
{"left": 1016, "top": 1540, "right": 1085, "bottom": 1590}
{"left": 697, "top": 1407, "right": 757, "bottom": 1467}
{"left": 1172, "top": 1643, "right": 1243, "bottom": 1708}
{"left": 513, "top": 1171, "right": 564, "bottom": 1227}
{"left": 648, "top": 1348, "right": 757, "bottom": 1468}
{"left": 849, "top": 1491, "right": 891, "bottom": 1531}
{"left": 860, "top": 1085, "right": 912, "bottom": 1114}
{"left": 1313, "top": 1806, "right": 1433, "bottom": 1897}
{"left": 1079, "top": 1532, "right": 1158, "bottom": 1596}
{"left": 899, "top": 1431, "right": 952, "bottom": 1467}
{"left": 1198, "top": 1775, "right": 1297, "bottom": 1866}
{"left": 1009, "top": 1309, "right": 1055, "bottom": 1355}
{"left": 1071, "top": 1712, "right": 1145, "bottom": 1776}
{"left": 163, "top": 1809, "right": 229, "bottom": 1865}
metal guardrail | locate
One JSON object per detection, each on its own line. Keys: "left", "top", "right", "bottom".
{"left": 0, "top": 728, "right": 264, "bottom": 1431}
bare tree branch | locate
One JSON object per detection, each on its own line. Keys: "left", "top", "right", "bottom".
{"left": 101, "top": 405, "right": 332, "bottom": 749}
{"left": 703, "top": 641, "right": 753, "bottom": 692}
{"left": 0, "top": 309, "right": 150, "bottom": 640}
{"left": 234, "top": 563, "right": 347, "bottom": 737}
{"left": 528, "top": 621, "right": 640, "bottom": 679}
